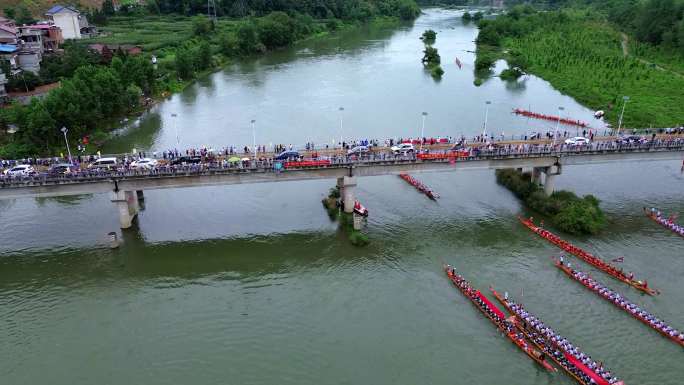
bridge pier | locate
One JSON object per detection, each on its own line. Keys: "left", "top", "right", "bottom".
{"left": 531, "top": 167, "right": 543, "bottom": 185}
{"left": 337, "top": 176, "right": 357, "bottom": 214}
{"left": 111, "top": 190, "right": 139, "bottom": 229}
{"left": 541, "top": 164, "right": 562, "bottom": 196}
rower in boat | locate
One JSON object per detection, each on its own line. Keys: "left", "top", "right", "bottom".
{"left": 519, "top": 217, "right": 659, "bottom": 295}
{"left": 443, "top": 265, "right": 556, "bottom": 372}
{"left": 491, "top": 288, "right": 623, "bottom": 385}
{"left": 554, "top": 258, "right": 684, "bottom": 348}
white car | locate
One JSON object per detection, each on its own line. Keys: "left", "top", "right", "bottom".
{"left": 347, "top": 145, "right": 370, "bottom": 156}
{"left": 88, "top": 157, "right": 118, "bottom": 169}
{"left": 3, "top": 164, "right": 35, "bottom": 176}
{"left": 130, "top": 158, "right": 158, "bottom": 170}
{"left": 564, "top": 137, "right": 590, "bottom": 146}
{"left": 390, "top": 143, "right": 414, "bottom": 154}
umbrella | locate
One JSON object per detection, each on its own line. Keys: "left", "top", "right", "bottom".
{"left": 241, "top": 157, "right": 251, "bottom": 161}
{"left": 227, "top": 156, "right": 240, "bottom": 163}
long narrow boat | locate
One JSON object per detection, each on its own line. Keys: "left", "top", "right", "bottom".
{"left": 399, "top": 173, "right": 439, "bottom": 200}
{"left": 490, "top": 288, "right": 624, "bottom": 385}
{"left": 644, "top": 207, "right": 684, "bottom": 238}
{"left": 443, "top": 265, "right": 556, "bottom": 372}
{"left": 513, "top": 108, "right": 589, "bottom": 128}
{"left": 519, "top": 217, "right": 658, "bottom": 295}
{"left": 554, "top": 259, "right": 684, "bottom": 348}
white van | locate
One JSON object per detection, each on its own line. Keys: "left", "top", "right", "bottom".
{"left": 89, "top": 157, "right": 118, "bottom": 169}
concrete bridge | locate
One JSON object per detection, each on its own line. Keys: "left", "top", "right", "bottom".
{"left": 1, "top": 143, "right": 682, "bottom": 228}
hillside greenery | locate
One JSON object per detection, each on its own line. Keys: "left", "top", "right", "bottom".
{"left": 475, "top": 4, "right": 684, "bottom": 128}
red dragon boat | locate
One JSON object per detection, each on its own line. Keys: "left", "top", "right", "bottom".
{"left": 443, "top": 265, "right": 556, "bottom": 372}
{"left": 399, "top": 173, "right": 439, "bottom": 200}
{"left": 644, "top": 207, "right": 684, "bottom": 238}
{"left": 513, "top": 108, "right": 589, "bottom": 128}
{"left": 554, "top": 259, "right": 684, "bottom": 348}
{"left": 519, "top": 217, "right": 658, "bottom": 295}
{"left": 491, "top": 288, "right": 624, "bottom": 385}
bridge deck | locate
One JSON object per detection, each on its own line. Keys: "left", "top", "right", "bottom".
{"left": 1, "top": 143, "right": 682, "bottom": 199}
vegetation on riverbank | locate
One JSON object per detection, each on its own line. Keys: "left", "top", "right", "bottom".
{"left": 322, "top": 186, "right": 369, "bottom": 246}
{"left": 474, "top": 3, "right": 684, "bottom": 128}
{"left": 420, "top": 29, "right": 443, "bottom": 79}
{"left": 496, "top": 169, "right": 606, "bottom": 235}
{"left": 0, "top": 0, "right": 420, "bottom": 159}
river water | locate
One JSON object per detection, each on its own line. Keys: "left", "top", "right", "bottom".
{"left": 2, "top": 9, "right": 683, "bottom": 385}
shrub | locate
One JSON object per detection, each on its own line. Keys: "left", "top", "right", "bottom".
{"left": 496, "top": 169, "right": 606, "bottom": 235}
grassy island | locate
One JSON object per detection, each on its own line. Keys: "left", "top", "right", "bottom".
{"left": 496, "top": 169, "right": 606, "bottom": 235}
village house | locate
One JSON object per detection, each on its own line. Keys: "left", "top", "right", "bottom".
{"left": 46, "top": 5, "right": 94, "bottom": 40}
{"left": 19, "top": 24, "right": 63, "bottom": 53}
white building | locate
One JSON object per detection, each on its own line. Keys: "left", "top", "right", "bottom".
{"left": 45, "top": 5, "right": 81, "bottom": 39}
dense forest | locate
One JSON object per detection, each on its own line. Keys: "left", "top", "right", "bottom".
{"left": 101, "top": 0, "right": 420, "bottom": 20}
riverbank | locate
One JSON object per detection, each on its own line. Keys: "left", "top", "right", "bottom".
{"left": 475, "top": 9, "right": 684, "bottom": 129}
{"left": 0, "top": 6, "right": 419, "bottom": 159}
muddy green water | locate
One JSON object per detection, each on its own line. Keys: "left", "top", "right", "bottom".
{"left": 1, "top": 9, "right": 683, "bottom": 385}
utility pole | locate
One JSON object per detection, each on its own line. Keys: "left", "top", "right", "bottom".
{"left": 339, "top": 107, "right": 344, "bottom": 147}
{"left": 482, "top": 101, "right": 491, "bottom": 141}
{"left": 420, "top": 111, "right": 428, "bottom": 152}
{"left": 60, "top": 126, "right": 72, "bottom": 162}
{"left": 617, "top": 96, "right": 630, "bottom": 136}
{"left": 554, "top": 106, "right": 564, "bottom": 145}
{"left": 251, "top": 119, "right": 256, "bottom": 161}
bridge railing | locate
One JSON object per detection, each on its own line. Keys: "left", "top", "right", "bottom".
{"left": 2, "top": 140, "right": 683, "bottom": 188}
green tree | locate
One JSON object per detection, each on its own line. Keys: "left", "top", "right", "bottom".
{"left": 102, "top": 0, "right": 116, "bottom": 16}
{"left": 422, "top": 46, "right": 440, "bottom": 66}
{"left": 219, "top": 32, "right": 239, "bottom": 56}
{"left": 257, "top": 12, "right": 297, "bottom": 49}
{"left": 174, "top": 46, "right": 194, "bottom": 79}
{"left": 197, "top": 41, "right": 213, "bottom": 69}
{"left": 236, "top": 22, "right": 263, "bottom": 54}
{"left": 15, "top": 5, "right": 35, "bottom": 25}
{"left": 421, "top": 29, "right": 437, "bottom": 45}
{"left": 192, "top": 15, "right": 214, "bottom": 37}
{"left": 3, "top": 7, "right": 15, "bottom": 20}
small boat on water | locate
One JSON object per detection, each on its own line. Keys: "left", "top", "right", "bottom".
{"left": 554, "top": 259, "right": 684, "bottom": 348}
{"left": 399, "top": 173, "right": 439, "bottom": 200}
{"left": 644, "top": 207, "right": 684, "bottom": 238}
{"left": 490, "top": 288, "right": 624, "bottom": 385}
{"left": 519, "top": 217, "right": 658, "bottom": 295}
{"left": 353, "top": 200, "right": 369, "bottom": 217}
{"left": 444, "top": 265, "right": 556, "bottom": 372}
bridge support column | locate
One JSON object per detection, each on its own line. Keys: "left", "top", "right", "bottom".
{"left": 531, "top": 167, "right": 543, "bottom": 185}
{"left": 541, "top": 164, "right": 562, "bottom": 196}
{"left": 136, "top": 190, "right": 145, "bottom": 211}
{"left": 543, "top": 174, "right": 556, "bottom": 196}
{"left": 338, "top": 176, "right": 357, "bottom": 214}
{"left": 111, "top": 190, "right": 139, "bottom": 229}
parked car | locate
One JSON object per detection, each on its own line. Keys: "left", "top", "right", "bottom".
{"left": 347, "top": 145, "right": 370, "bottom": 156}
{"left": 48, "top": 163, "right": 77, "bottom": 175}
{"left": 170, "top": 156, "right": 202, "bottom": 165}
{"left": 390, "top": 143, "right": 414, "bottom": 154}
{"left": 274, "top": 150, "right": 300, "bottom": 160}
{"left": 130, "top": 158, "right": 158, "bottom": 170}
{"left": 617, "top": 135, "right": 646, "bottom": 145}
{"left": 88, "top": 157, "right": 118, "bottom": 169}
{"left": 564, "top": 137, "right": 590, "bottom": 146}
{"left": 3, "top": 164, "right": 35, "bottom": 176}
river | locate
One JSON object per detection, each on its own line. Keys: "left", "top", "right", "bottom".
{"left": 1, "top": 9, "right": 683, "bottom": 385}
